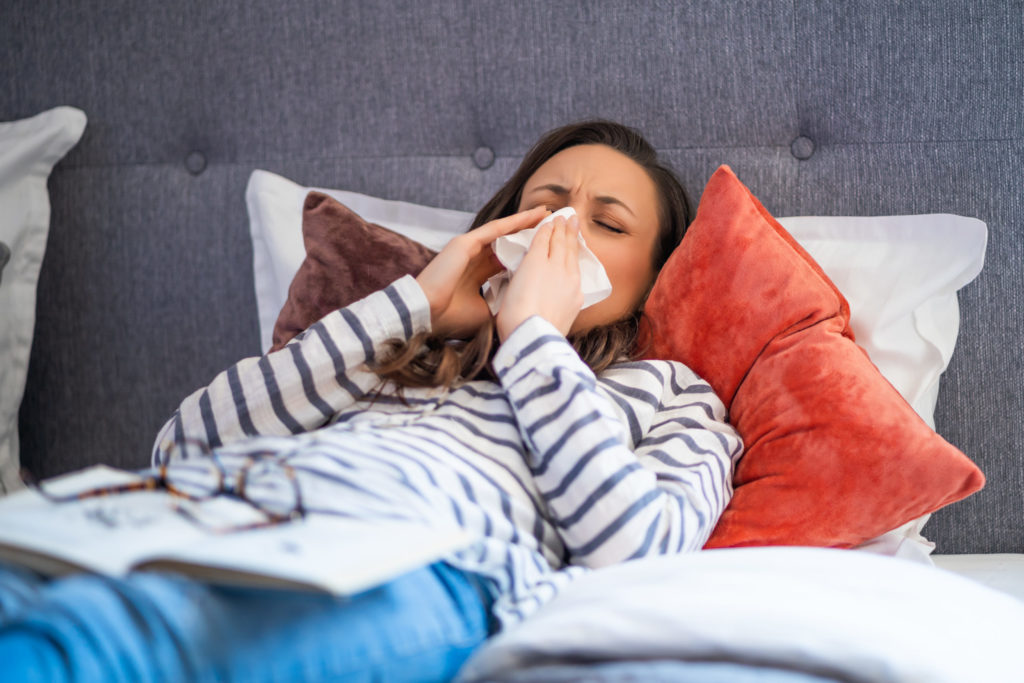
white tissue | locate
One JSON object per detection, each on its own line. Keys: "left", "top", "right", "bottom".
{"left": 482, "top": 206, "right": 613, "bottom": 315}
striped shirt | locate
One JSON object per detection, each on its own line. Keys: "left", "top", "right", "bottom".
{"left": 152, "top": 275, "right": 743, "bottom": 629}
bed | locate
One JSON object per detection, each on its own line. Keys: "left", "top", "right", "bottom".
{"left": 2, "top": 1, "right": 1022, "bottom": 681}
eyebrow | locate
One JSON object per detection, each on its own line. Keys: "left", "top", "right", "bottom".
{"left": 527, "top": 183, "right": 636, "bottom": 217}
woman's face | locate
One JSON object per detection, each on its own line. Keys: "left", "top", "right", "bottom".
{"left": 515, "top": 143, "right": 661, "bottom": 334}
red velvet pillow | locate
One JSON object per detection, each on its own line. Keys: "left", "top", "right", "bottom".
{"left": 643, "top": 166, "right": 985, "bottom": 548}
{"left": 270, "top": 192, "right": 437, "bottom": 351}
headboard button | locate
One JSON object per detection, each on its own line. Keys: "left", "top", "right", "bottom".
{"left": 185, "top": 150, "right": 208, "bottom": 175}
{"left": 472, "top": 145, "right": 495, "bottom": 170}
{"left": 790, "top": 136, "right": 816, "bottom": 160}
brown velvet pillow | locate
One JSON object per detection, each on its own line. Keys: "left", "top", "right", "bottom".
{"left": 643, "top": 166, "right": 985, "bottom": 549}
{"left": 270, "top": 192, "right": 437, "bottom": 351}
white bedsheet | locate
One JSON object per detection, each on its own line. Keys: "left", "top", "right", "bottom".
{"left": 457, "top": 547, "right": 1024, "bottom": 683}
{"left": 933, "top": 553, "right": 1024, "bottom": 603}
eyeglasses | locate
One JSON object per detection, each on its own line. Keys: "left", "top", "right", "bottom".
{"left": 21, "top": 439, "right": 306, "bottom": 533}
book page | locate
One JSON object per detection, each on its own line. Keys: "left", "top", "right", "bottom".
{"left": 0, "top": 466, "right": 211, "bottom": 576}
{"left": 0, "top": 466, "right": 476, "bottom": 595}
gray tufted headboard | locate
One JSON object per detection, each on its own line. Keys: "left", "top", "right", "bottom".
{"left": 3, "top": 1, "right": 1021, "bottom": 554}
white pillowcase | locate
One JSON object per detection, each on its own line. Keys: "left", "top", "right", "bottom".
{"left": 455, "top": 547, "right": 1024, "bottom": 683}
{"left": 244, "top": 169, "right": 987, "bottom": 554}
{"left": 0, "top": 107, "right": 87, "bottom": 495}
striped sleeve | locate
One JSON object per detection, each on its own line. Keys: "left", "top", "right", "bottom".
{"left": 151, "top": 275, "right": 431, "bottom": 464}
{"left": 493, "top": 315, "right": 743, "bottom": 568}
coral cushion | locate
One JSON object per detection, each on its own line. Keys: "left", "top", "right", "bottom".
{"left": 271, "top": 192, "right": 436, "bottom": 351}
{"left": 643, "top": 165, "right": 985, "bottom": 548}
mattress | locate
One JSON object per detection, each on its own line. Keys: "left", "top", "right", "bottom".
{"left": 932, "top": 553, "right": 1024, "bottom": 602}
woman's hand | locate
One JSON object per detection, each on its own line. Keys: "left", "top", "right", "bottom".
{"left": 496, "top": 212, "right": 584, "bottom": 342}
{"left": 416, "top": 206, "right": 549, "bottom": 339}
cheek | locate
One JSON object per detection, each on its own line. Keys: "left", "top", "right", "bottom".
{"left": 602, "top": 252, "right": 653, "bottom": 305}
{"left": 570, "top": 252, "right": 654, "bottom": 334}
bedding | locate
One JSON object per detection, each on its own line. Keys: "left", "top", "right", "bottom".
{"left": 932, "top": 553, "right": 1024, "bottom": 603}
{"left": 246, "top": 169, "right": 470, "bottom": 354}
{"left": 245, "top": 168, "right": 986, "bottom": 430}
{"left": 269, "top": 191, "right": 436, "bottom": 351}
{"left": 244, "top": 167, "right": 987, "bottom": 554}
{"left": 644, "top": 166, "right": 984, "bottom": 548}
{"left": 454, "top": 547, "right": 1024, "bottom": 683}
{"left": 481, "top": 661, "right": 839, "bottom": 683}
{"left": 0, "top": 106, "right": 86, "bottom": 495}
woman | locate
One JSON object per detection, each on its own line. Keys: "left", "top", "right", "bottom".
{"left": 0, "top": 120, "right": 742, "bottom": 681}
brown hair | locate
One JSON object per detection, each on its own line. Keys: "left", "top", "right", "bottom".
{"left": 374, "top": 119, "right": 693, "bottom": 389}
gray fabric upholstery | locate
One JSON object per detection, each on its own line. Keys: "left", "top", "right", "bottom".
{"left": 2, "top": 0, "right": 1020, "bottom": 553}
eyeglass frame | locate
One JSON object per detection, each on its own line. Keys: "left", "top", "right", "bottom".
{"left": 20, "top": 438, "right": 306, "bottom": 533}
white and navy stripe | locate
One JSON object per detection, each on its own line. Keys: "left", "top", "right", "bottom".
{"left": 152, "top": 275, "right": 742, "bottom": 629}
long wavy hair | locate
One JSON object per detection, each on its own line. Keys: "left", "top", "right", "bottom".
{"left": 374, "top": 120, "right": 693, "bottom": 389}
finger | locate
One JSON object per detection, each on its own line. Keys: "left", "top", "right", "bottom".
{"left": 467, "top": 247, "right": 504, "bottom": 283}
{"left": 565, "top": 214, "right": 581, "bottom": 268}
{"left": 548, "top": 216, "right": 569, "bottom": 262}
{"left": 474, "top": 206, "right": 550, "bottom": 244}
{"left": 524, "top": 218, "right": 554, "bottom": 262}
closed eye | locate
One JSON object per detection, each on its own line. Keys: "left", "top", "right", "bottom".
{"left": 596, "top": 221, "right": 626, "bottom": 234}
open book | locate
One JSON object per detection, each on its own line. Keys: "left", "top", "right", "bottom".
{"left": 0, "top": 465, "right": 474, "bottom": 594}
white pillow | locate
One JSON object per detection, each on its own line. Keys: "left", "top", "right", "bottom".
{"left": 455, "top": 547, "right": 1024, "bottom": 683}
{"left": 244, "top": 169, "right": 987, "bottom": 554}
{"left": 0, "top": 107, "right": 87, "bottom": 495}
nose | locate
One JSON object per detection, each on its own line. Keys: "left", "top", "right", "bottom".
{"left": 544, "top": 204, "right": 586, "bottom": 230}
{"left": 566, "top": 204, "right": 595, "bottom": 238}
